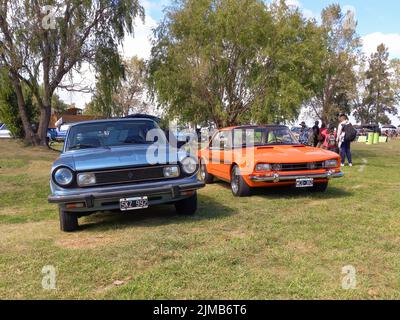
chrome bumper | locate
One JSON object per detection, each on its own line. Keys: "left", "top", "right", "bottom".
{"left": 249, "top": 171, "right": 344, "bottom": 182}
{"left": 48, "top": 181, "right": 205, "bottom": 205}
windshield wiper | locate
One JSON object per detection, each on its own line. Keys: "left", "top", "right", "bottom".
{"left": 124, "top": 138, "right": 152, "bottom": 144}
{"left": 69, "top": 144, "right": 98, "bottom": 150}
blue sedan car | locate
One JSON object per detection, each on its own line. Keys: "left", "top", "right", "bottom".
{"left": 48, "top": 118, "right": 204, "bottom": 232}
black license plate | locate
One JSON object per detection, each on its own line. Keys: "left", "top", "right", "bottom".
{"left": 120, "top": 196, "right": 149, "bottom": 211}
{"left": 296, "top": 178, "right": 314, "bottom": 188}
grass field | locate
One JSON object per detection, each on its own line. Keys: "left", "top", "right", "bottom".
{"left": 0, "top": 138, "right": 399, "bottom": 299}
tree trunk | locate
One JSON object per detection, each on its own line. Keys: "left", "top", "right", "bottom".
{"left": 38, "top": 104, "right": 52, "bottom": 146}
{"left": 10, "top": 72, "right": 39, "bottom": 145}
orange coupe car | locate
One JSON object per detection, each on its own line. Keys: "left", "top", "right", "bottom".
{"left": 199, "top": 125, "right": 343, "bottom": 197}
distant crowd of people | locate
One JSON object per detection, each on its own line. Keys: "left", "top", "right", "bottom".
{"left": 298, "top": 114, "right": 357, "bottom": 167}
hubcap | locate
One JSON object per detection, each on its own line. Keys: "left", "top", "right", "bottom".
{"left": 200, "top": 164, "right": 206, "bottom": 180}
{"left": 231, "top": 167, "right": 239, "bottom": 194}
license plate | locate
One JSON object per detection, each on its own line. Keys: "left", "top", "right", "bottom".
{"left": 120, "top": 196, "right": 149, "bottom": 211}
{"left": 296, "top": 178, "right": 314, "bottom": 188}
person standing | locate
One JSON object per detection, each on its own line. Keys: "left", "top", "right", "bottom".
{"left": 312, "top": 121, "right": 320, "bottom": 147}
{"left": 322, "top": 124, "right": 338, "bottom": 153}
{"left": 299, "top": 121, "right": 309, "bottom": 145}
{"left": 337, "top": 114, "right": 353, "bottom": 167}
{"left": 317, "top": 123, "right": 326, "bottom": 148}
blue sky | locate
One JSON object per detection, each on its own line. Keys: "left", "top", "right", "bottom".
{"left": 145, "top": 0, "right": 400, "bottom": 35}
{"left": 136, "top": 0, "right": 399, "bottom": 125}
{"left": 301, "top": 0, "right": 400, "bottom": 35}
{"left": 60, "top": 0, "right": 400, "bottom": 125}
{"left": 141, "top": 0, "right": 400, "bottom": 58}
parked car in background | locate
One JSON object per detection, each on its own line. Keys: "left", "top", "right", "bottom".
{"left": 290, "top": 126, "right": 302, "bottom": 140}
{"left": 360, "top": 124, "right": 381, "bottom": 134}
{"left": 199, "top": 125, "right": 343, "bottom": 197}
{"left": 48, "top": 118, "right": 204, "bottom": 232}
{"left": 381, "top": 125, "right": 397, "bottom": 136}
{"left": 54, "top": 123, "right": 73, "bottom": 142}
{"left": 47, "top": 128, "right": 57, "bottom": 142}
{"left": 0, "top": 124, "right": 11, "bottom": 138}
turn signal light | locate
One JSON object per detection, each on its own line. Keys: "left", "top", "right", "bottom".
{"left": 66, "top": 202, "right": 86, "bottom": 209}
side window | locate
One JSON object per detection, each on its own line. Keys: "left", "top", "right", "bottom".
{"left": 223, "top": 130, "right": 232, "bottom": 149}
{"left": 210, "top": 130, "right": 233, "bottom": 149}
{"left": 210, "top": 132, "right": 221, "bottom": 149}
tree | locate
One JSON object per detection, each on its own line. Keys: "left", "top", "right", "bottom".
{"left": 0, "top": 68, "right": 36, "bottom": 138}
{"left": 148, "top": 0, "right": 324, "bottom": 128}
{"left": 87, "top": 56, "right": 148, "bottom": 117}
{"left": 390, "top": 58, "right": 400, "bottom": 102}
{"left": 353, "top": 44, "right": 397, "bottom": 124}
{"left": 114, "top": 56, "right": 148, "bottom": 116}
{"left": 308, "top": 4, "right": 360, "bottom": 124}
{"left": 0, "top": 0, "right": 143, "bottom": 145}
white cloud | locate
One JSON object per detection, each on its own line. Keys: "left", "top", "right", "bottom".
{"left": 120, "top": 15, "right": 158, "bottom": 60}
{"left": 285, "top": 0, "right": 301, "bottom": 8}
{"left": 280, "top": 0, "right": 318, "bottom": 20}
{"left": 342, "top": 4, "right": 356, "bottom": 15}
{"left": 56, "top": 14, "right": 158, "bottom": 108}
{"left": 56, "top": 63, "right": 96, "bottom": 108}
{"left": 362, "top": 32, "right": 400, "bottom": 58}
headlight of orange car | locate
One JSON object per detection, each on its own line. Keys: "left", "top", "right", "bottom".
{"left": 324, "top": 159, "right": 339, "bottom": 168}
{"left": 255, "top": 163, "right": 271, "bottom": 172}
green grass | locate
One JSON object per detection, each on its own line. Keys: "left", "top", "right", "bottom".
{"left": 0, "top": 138, "right": 399, "bottom": 299}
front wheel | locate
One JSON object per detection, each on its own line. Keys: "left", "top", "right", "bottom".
{"left": 310, "top": 181, "right": 329, "bottom": 192}
{"left": 231, "top": 165, "right": 251, "bottom": 197}
{"left": 59, "top": 208, "right": 79, "bottom": 232}
{"left": 199, "top": 158, "right": 214, "bottom": 184}
{"left": 175, "top": 192, "right": 198, "bottom": 215}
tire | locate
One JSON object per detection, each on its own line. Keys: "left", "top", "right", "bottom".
{"left": 175, "top": 192, "right": 198, "bottom": 216}
{"left": 310, "top": 181, "right": 329, "bottom": 192}
{"left": 59, "top": 208, "right": 79, "bottom": 232}
{"left": 199, "top": 158, "right": 214, "bottom": 184}
{"left": 230, "top": 165, "right": 251, "bottom": 197}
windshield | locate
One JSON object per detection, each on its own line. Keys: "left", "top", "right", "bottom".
{"left": 65, "top": 120, "right": 166, "bottom": 151}
{"left": 232, "top": 127, "right": 300, "bottom": 147}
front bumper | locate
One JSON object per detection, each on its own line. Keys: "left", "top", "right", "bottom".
{"left": 249, "top": 170, "right": 344, "bottom": 182}
{"left": 48, "top": 179, "right": 205, "bottom": 212}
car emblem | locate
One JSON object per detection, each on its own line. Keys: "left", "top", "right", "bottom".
{"left": 308, "top": 162, "right": 316, "bottom": 170}
{"left": 128, "top": 171, "right": 134, "bottom": 180}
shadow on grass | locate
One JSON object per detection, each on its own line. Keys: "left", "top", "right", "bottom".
{"left": 213, "top": 181, "right": 353, "bottom": 200}
{"left": 79, "top": 194, "right": 237, "bottom": 232}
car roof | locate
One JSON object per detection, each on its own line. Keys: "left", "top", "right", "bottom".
{"left": 220, "top": 125, "right": 288, "bottom": 131}
{"left": 68, "top": 118, "right": 156, "bottom": 128}
{"left": 124, "top": 114, "right": 161, "bottom": 123}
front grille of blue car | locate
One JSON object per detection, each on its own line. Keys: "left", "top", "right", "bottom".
{"left": 93, "top": 165, "right": 173, "bottom": 186}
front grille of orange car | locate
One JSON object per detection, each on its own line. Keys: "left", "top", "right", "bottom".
{"left": 274, "top": 162, "right": 325, "bottom": 171}
{"left": 93, "top": 165, "right": 172, "bottom": 186}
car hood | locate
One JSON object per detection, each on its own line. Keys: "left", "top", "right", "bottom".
{"left": 60, "top": 145, "right": 184, "bottom": 172}
{"left": 250, "top": 145, "right": 339, "bottom": 163}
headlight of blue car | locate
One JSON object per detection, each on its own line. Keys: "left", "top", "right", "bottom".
{"left": 77, "top": 172, "right": 96, "bottom": 187}
{"left": 163, "top": 165, "right": 180, "bottom": 178}
{"left": 181, "top": 157, "right": 198, "bottom": 175}
{"left": 53, "top": 167, "right": 74, "bottom": 187}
